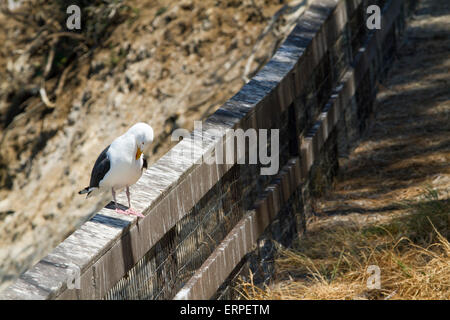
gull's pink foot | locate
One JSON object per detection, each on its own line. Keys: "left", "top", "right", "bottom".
{"left": 115, "top": 208, "right": 131, "bottom": 215}
{"left": 125, "top": 208, "right": 144, "bottom": 218}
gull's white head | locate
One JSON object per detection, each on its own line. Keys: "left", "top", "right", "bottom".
{"left": 127, "top": 122, "right": 154, "bottom": 160}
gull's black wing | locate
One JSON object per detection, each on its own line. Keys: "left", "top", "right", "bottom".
{"left": 89, "top": 145, "right": 111, "bottom": 188}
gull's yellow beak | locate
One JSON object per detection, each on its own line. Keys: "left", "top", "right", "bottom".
{"left": 136, "top": 147, "right": 143, "bottom": 160}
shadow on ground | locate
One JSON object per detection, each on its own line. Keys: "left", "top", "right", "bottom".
{"left": 316, "top": 0, "right": 450, "bottom": 217}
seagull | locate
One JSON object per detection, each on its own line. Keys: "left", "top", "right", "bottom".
{"left": 79, "top": 122, "right": 154, "bottom": 217}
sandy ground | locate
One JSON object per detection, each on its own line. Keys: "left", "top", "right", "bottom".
{"left": 0, "top": 0, "right": 312, "bottom": 292}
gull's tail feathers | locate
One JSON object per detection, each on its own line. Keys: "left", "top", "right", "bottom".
{"left": 78, "top": 187, "right": 99, "bottom": 198}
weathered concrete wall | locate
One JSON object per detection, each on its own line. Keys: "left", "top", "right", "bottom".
{"left": 0, "top": 0, "right": 417, "bottom": 300}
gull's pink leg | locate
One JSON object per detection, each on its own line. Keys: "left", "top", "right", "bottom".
{"left": 125, "top": 186, "right": 144, "bottom": 218}
{"left": 112, "top": 187, "right": 130, "bottom": 215}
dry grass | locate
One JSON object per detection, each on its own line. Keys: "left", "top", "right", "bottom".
{"left": 238, "top": 189, "right": 449, "bottom": 300}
